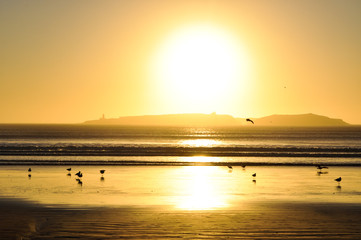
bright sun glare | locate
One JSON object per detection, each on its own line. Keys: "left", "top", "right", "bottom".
{"left": 176, "top": 166, "right": 228, "bottom": 210}
{"left": 151, "top": 24, "right": 250, "bottom": 113}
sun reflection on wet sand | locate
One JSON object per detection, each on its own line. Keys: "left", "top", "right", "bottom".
{"left": 1, "top": 165, "right": 361, "bottom": 209}
{"left": 175, "top": 166, "right": 229, "bottom": 210}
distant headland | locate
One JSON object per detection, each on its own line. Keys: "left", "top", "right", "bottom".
{"left": 84, "top": 113, "right": 349, "bottom": 127}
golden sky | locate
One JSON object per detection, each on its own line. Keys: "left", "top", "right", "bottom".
{"left": 1, "top": 0, "right": 361, "bottom": 124}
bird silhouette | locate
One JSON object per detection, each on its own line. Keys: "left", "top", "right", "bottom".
{"left": 227, "top": 166, "right": 233, "bottom": 170}
{"left": 246, "top": 118, "right": 254, "bottom": 124}
{"left": 252, "top": 173, "right": 256, "bottom": 177}
{"left": 28, "top": 168, "right": 32, "bottom": 172}
{"left": 100, "top": 170, "right": 105, "bottom": 174}
{"left": 316, "top": 165, "right": 328, "bottom": 170}
{"left": 75, "top": 171, "right": 83, "bottom": 178}
{"left": 67, "top": 168, "right": 71, "bottom": 172}
{"left": 335, "top": 177, "right": 342, "bottom": 184}
{"left": 76, "top": 179, "right": 83, "bottom": 185}
{"left": 317, "top": 171, "right": 328, "bottom": 176}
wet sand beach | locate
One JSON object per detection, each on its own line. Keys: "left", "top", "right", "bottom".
{"left": 1, "top": 165, "right": 361, "bottom": 239}
{"left": 2, "top": 199, "right": 361, "bottom": 239}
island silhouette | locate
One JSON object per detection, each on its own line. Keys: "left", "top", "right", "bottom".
{"left": 84, "top": 113, "right": 349, "bottom": 127}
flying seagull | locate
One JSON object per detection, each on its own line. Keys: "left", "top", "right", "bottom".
{"left": 246, "top": 118, "right": 254, "bottom": 124}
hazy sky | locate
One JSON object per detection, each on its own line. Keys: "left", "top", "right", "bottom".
{"left": 1, "top": 0, "right": 361, "bottom": 124}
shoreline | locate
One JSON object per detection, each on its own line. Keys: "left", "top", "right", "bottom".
{"left": 1, "top": 158, "right": 361, "bottom": 166}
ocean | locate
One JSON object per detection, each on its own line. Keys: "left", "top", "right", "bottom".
{"left": 0, "top": 124, "right": 360, "bottom": 166}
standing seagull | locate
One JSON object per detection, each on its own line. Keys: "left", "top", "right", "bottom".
{"left": 316, "top": 165, "right": 328, "bottom": 170}
{"left": 335, "top": 177, "right": 342, "bottom": 185}
{"left": 76, "top": 178, "right": 83, "bottom": 186}
{"left": 100, "top": 170, "right": 106, "bottom": 181}
{"left": 246, "top": 118, "right": 254, "bottom": 124}
{"left": 75, "top": 171, "right": 83, "bottom": 178}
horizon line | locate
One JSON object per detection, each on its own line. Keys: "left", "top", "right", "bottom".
{"left": 1, "top": 112, "right": 358, "bottom": 125}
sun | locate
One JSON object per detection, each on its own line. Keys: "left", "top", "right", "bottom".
{"left": 150, "top": 24, "right": 250, "bottom": 114}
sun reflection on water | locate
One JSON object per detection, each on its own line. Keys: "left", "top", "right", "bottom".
{"left": 180, "top": 139, "right": 221, "bottom": 147}
{"left": 175, "top": 166, "right": 228, "bottom": 210}
{"left": 178, "top": 156, "right": 222, "bottom": 162}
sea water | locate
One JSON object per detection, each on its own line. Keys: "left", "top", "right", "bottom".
{"left": 1, "top": 124, "right": 361, "bottom": 209}
{"left": 0, "top": 124, "right": 360, "bottom": 166}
